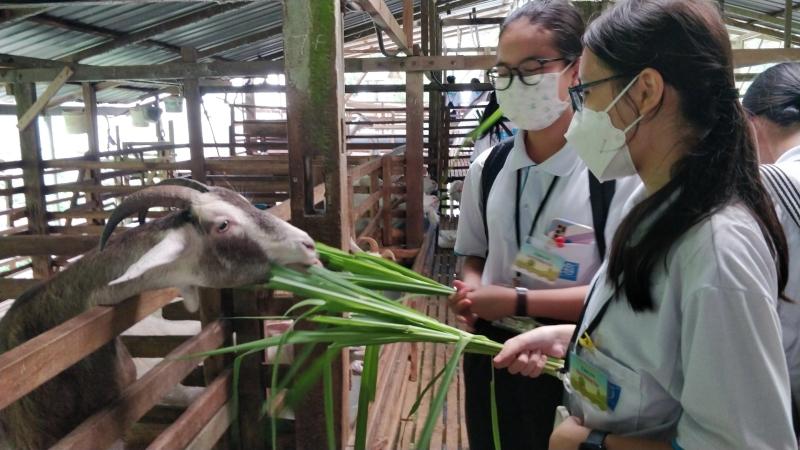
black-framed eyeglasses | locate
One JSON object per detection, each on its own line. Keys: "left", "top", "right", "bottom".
{"left": 488, "top": 57, "right": 569, "bottom": 91}
{"left": 568, "top": 73, "right": 634, "bottom": 112}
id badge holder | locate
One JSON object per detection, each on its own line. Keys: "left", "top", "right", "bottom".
{"left": 567, "top": 350, "right": 621, "bottom": 412}
{"left": 511, "top": 237, "right": 566, "bottom": 284}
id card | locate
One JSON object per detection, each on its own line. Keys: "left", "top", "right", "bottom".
{"left": 568, "top": 352, "right": 621, "bottom": 412}
{"left": 545, "top": 218, "right": 595, "bottom": 245}
{"left": 511, "top": 239, "right": 566, "bottom": 283}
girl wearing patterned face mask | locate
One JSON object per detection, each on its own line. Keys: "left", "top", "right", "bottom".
{"left": 450, "top": 1, "right": 641, "bottom": 448}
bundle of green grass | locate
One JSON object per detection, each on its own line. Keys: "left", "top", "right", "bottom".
{"left": 195, "top": 242, "right": 563, "bottom": 450}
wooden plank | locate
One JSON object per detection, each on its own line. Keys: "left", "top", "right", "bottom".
{"left": 382, "top": 156, "right": 393, "bottom": 246}
{"left": 733, "top": 48, "right": 800, "bottom": 68}
{"left": 352, "top": 189, "right": 382, "bottom": 222}
{"left": 405, "top": 71, "right": 425, "bottom": 248}
{"left": 14, "top": 82, "right": 51, "bottom": 278}
{"left": 267, "top": 183, "right": 325, "bottom": 222}
{"left": 403, "top": 0, "right": 414, "bottom": 48}
{"left": 354, "top": 0, "right": 410, "bottom": 53}
{"left": 182, "top": 47, "right": 206, "bottom": 183}
{"left": 146, "top": 370, "right": 232, "bottom": 450}
{"left": 348, "top": 156, "right": 384, "bottom": 179}
{"left": 42, "top": 159, "right": 192, "bottom": 171}
{"left": 52, "top": 320, "right": 227, "bottom": 450}
{"left": 121, "top": 335, "right": 191, "bottom": 359}
{"left": 0, "top": 288, "right": 179, "bottom": 410}
{"left": 231, "top": 289, "right": 270, "bottom": 450}
{"left": 185, "top": 401, "right": 234, "bottom": 450}
{"left": 16, "top": 66, "right": 73, "bottom": 131}
{"left": 44, "top": 183, "right": 142, "bottom": 195}
{"left": 284, "top": 2, "right": 350, "bottom": 447}
{"left": 0, "top": 278, "right": 40, "bottom": 300}
{"left": 441, "top": 17, "right": 504, "bottom": 26}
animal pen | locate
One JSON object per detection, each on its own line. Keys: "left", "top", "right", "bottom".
{"left": 0, "top": 0, "right": 798, "bottom": 449}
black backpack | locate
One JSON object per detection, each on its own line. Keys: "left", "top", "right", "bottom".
{"left": 479, "top": 138, "right": 616, "bottom": 259}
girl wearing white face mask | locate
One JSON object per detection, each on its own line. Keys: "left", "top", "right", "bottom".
{"left": 451, "top": 1, "right": 640, "bottom": 448}
{"left": 493, "top": 1, "right": 796, "bottom": 449}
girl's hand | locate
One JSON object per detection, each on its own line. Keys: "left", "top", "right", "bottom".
{"left": 493, "top": 325, "right": 573, "bottom": 376}
{"left": 549, "top": 416, "right": 591, "bottom": 450}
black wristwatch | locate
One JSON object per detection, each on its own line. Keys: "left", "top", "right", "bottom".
{"left": 514, "top": 286, "right": 528, "bottom": 316}
{"left": 579, "top": 430, "right": 609, "bottom": 450}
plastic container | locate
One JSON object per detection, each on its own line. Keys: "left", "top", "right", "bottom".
{"left": 130, "top": 106, "right": 148, "bottom": 127}
{"left": 163, "top": 96, "right": 183, "bottom": 113}
{"left": 63, "top": 109, "right": 87, "bottom": 134}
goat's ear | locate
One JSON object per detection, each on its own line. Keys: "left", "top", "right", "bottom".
{"left": 109, "top": 230, "right": 187, "bottom": 286}
{"left": 179, "top": 286, "right": 200, "bottom": 313}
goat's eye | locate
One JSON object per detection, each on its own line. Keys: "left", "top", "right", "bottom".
{"left": 216, "top": 220, "right": 230, "bottom": 233}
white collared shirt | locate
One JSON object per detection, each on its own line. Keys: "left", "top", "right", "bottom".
{"left": 571, "top": 186, "right": 796, "bottom": 449}
{"left": 769, "top": 144, "right": 800, "bottom": 417}
{"left": 455, "top": 131, "right": 640, "bottom": 288}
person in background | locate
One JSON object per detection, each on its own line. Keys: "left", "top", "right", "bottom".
{"left": 743, "top": 62, "right": 800, "bottom": 439}
{"left": 450, "top": 1, "right": 639, "bottom": 448}
{"left": 493, "top": 1, "right": 796, "bottom": 448}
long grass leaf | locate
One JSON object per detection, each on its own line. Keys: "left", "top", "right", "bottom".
{"left": 490, "top": 366, "right": 501, "bottom": 450}
{"left": 406, "top": 365, "right": 446, "bottom": 418}
{"left": 416, "top": 337, "right": 471, "bottom": 450}
{"left": 323, "top": 350, "right": 336, "bottom": 450}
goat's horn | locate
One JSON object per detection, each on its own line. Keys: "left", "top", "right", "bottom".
{"left": 155, "top": 177, "right": 210, "bottom": 193}
{"left": 100, "top": 185, "right": 202, "bottom": 250}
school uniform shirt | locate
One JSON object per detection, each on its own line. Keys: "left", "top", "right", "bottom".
{"left": 455, "top": 131, "right": 640, "bottom": 289}
{"left": 770, "top": 145, "right": 800, "bottom": 416}
{"left": 570, "top": 185, "right": 796, "bottom": 449}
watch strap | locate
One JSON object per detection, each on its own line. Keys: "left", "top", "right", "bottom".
{"left": 515, "top": 287, "right": 528, "bottom": 316}
{"left": 579, "top": 430, "right": 609, "bottom": 450}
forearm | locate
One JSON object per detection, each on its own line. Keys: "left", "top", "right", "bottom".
{"left": 527, "top": 285, "right": 588, "bottom": 322}
{"left": 605, "top": 434, "right": 672, "bottom": 450}
{"left": 460, "top": 256, "right": 485, "bottom": 288}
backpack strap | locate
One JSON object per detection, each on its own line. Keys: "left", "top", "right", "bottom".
{"left": 588, "top": 172, "right": 616, "bottom": 259}
{"left": 761, "top": 164, "right": 800, "bottom": 230}
{"left": 480, "top": 138, "right": 516, "bottom": 253}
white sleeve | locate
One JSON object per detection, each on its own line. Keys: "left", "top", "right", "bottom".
{"left": 676, "top": 286, "right": 796, "bottom": 450}
{"left": 454, "top": 157, "right": 488, "bottom": 258}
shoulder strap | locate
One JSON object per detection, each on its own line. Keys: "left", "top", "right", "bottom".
{"left": 761, "top": 164, "right": 800, "bottom": 230}
{"left": 588, "top": 172, "right": 616, "bottom": 259}
{"left": 480, "top": 138, "right": 516, "bottom": 250}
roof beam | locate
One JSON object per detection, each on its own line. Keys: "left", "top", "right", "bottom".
{"left": 16, "top": 66, "right": 73, "bottom": 131}
{"left": 0, "top": 7, "right": 49, "bottom": 25}
{"left": 353, "top": 0, "right": 410, "bottom": 54}
{"left": 196, "top": 24, "right": 283, "bottom": 60}
{"left": 725, "top": 17, "right": 800, "bottom": 47}
{"left": 0, "top": 53, "right": 65, "bottom": 68}
{"left": 5, "top": 50, "right": 796, "bottom": 83}
{"left": 63, "top": 3, "right": 249, "bottom": 63}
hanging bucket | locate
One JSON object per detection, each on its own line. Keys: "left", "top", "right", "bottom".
{"left": 164, "top": 96, "right": 183, "bottom": 113}
{"left": 130, "top": 106, "right": 148, "bottom": 127}
{"left": 63, "top": 109, "right": 87, "bottom": 134}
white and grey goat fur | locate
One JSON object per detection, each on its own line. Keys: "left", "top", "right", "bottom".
{"left": 0, "top": 179, "right": 317, "bottom": 450}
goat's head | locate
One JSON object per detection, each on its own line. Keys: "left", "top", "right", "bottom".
{"left": 99, "top": 179, "right": 316, "bottom": 301}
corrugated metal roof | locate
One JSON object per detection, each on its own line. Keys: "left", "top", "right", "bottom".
{"left": 0, "top": 0, "right": 795, "bottom": 106}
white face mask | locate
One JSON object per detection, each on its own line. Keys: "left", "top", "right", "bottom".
{"left": 565, "top": 75, "right": 643, "bottom": 182}
{"left": 496, "top": 64, "right": 572, "bottom": 131}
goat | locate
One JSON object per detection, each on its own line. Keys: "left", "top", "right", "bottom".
{"left": 0, "top": 179, "right": 318, "bottom": 449}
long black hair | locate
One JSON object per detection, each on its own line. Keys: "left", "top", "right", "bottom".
{"left": 586, "top": 0, "right": 789, "bottom": 310}
{"left": 500, "top": 0, "right": 585, "bottom": 62}
{"left": 742, "top": 62, "right": 800, "bottom": 127}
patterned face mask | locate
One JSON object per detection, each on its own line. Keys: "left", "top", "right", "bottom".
{"left": 495, "top": 63, "right": 572, "bottom": 131}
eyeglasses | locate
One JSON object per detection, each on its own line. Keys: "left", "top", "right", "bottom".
{"left": 568, "top": 73, "right": 635, "bottom": 112}
{"left": 488, "top": 57, "right": 569, "bottom": 91}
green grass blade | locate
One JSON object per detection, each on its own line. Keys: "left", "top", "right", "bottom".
{"left": 406, "top": 365, "right": 446, "bottom": 418}
{"left": 416, "top": 337, "right": 471, "bottom": 450}
{"left": 354, "top": 345, "right": 380, "bottom": 450}
{"left": 490, "top": 365, "right": 501, "bottom": 450}
{"left": 323, "top": 350, "right": 336, "bottom": 450}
